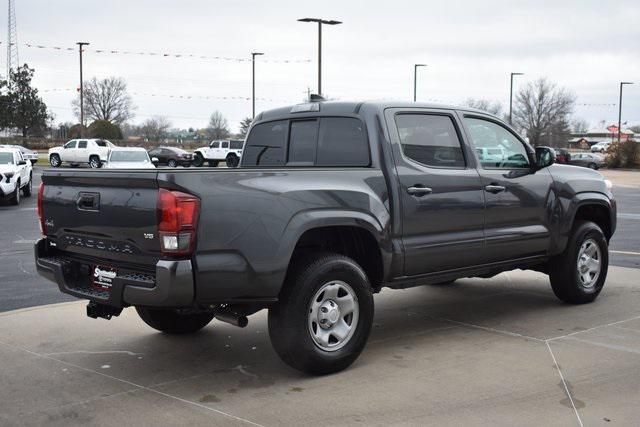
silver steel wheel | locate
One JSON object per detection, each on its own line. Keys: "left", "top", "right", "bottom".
{"left": 577, "top": 238, "right": 601, "bottom": 288}
{"left": 90, "top": 157, "right": 100, "bottom": 168}
{"left": 308, "top": 280, "right": 359, "bottom": 352}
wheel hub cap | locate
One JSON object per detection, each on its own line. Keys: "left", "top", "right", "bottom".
{"left": 577, "top": 238, "right": 601, "bottom": 289}
{"left": 308, "top": 280, "right": 359, "bottom": 352}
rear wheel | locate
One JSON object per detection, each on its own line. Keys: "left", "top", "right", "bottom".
{"left": 22, "top": 173, "right": 32, "bottom": 197}
{"left": 49, "top": 154, "right": 61, "bottom": 167}
{"left": 136, "top": 307, "right": 215, "bottom": 334}
{"left": 89, "top": 156, "right": 101, "bottom": 169}
{"left": 549, "top": 221, "right": 608, "bottom": 304}
{"left": 226, "top": 154, "right": 239, "bottom": 168}
{"left": 588, "top": 162, "right": 598, "bottom": 169}
{"left": 268, "top": 252, "right": 374, "bottom": 375}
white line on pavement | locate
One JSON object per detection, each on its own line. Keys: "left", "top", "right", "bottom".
{"left": 618, "top": 213, "right": 640, "bottom": 220}
{"left": 611, "top": 250, "right": 640, "bottom": 256}
{"left": 546, "top": 341, "right": 584, "bottom": 427}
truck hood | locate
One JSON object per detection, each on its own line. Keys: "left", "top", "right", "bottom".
{"left": 0, "top": 164, "right": 18, "bottom": 175}
{"left": 547, "top": 163, "right": 609, "bottom": 196}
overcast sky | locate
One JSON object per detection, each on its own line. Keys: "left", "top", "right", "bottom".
{"left": 4, "top": 0, "right": 639, "bottom": 132}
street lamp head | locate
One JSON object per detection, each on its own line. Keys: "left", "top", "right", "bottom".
{"left": 415, "top": 64, "right": 427, "bottom": 67}
{"left": 252, "top": 52, "right": 264, "bottom": 57}
{"left": 621, "top": 81, "right": 634, "bottom": 85}
{"left": 298, "top": 17, "right": 342, "bottom": 25}
{"left": 511, "top": 72, "right": 524, "bottom": 76}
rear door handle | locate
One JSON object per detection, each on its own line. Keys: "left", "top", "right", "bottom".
{"left": 407, "top": 186, "right": 433, "bottom": 196}
{"left": 484, "top": 184, "right": 506, "bottom": 194}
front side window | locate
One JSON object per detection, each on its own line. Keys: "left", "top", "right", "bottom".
{"left": 464, "top": 117, "right": 530, "bottom": 169}
{"left": 221, "top": 141, "right": 229, "bottom": 149}
{"left": 395, "top": 114, "right": 465, "bottom": 168}
{"left": 243, "top": 120, "right": 287, "bottom": 166}
{"left": 210, "top": 141, "right": 220, "bottom": 148}
{"left": 64, "top": 141, "right": 76, "bottom": 149}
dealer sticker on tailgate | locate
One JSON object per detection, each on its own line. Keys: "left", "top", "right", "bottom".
{"left": 93, "top": 265, "right": 117, "bottom": 289}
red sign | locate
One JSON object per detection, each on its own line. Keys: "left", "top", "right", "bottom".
{"left": 607, "top": 125, "right": 619, "bottom": 133}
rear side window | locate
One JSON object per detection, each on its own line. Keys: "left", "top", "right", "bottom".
{"left": 317, "top": 118, "right": 369, "bottom": 167}
{"left": 95, "top": 140, "right": 108, "bottom": 147}
{"left": 395, "top": 114, "right": 465, "bottom": 168}
{"left": 243, "top": 120, "right": 287, "bottom": 166}
{"left": 77, "top": 140, "right": 88, "bottom": 149}
{"left": 230, "top": 140, "right": 243, "bottom": 149}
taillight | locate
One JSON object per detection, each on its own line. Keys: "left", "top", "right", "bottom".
{"left": 37, "top": 182, "right": 45, "bottom": 235}
{"left": 157, "top": 188, "right": 200, "bottom": 255}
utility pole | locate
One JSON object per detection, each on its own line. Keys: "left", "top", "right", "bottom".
{"left": 6, "top": 0, "right": 19, "bottom": 79}
{"left": 76, "top": 42, "right": 90, "bottom": 136}
{"left": 618, "top": 81, "right": 633, "bottom": 143}
{"left": 298, "top": 18, "right": 342, "bottom": 96}
{"left": 251, "top": 52, "right": 264, "bottom": 119}
{"left": 509, "top": 72, "right": 524, "bottom": 125}
{"left": 413, "top": 64, "right": 427, "bottom": 102}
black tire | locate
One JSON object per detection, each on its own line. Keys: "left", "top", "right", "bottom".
{"left": 135, "top": 307, "right": 215, "bottom": 334}
{"left": 268, "top": 252, "right": 374, "bottom": 375}
{"left": 49, "top": 154, "right": 61, "bottom": 167}
{"left": 429, "top": 280, "right": 456, "bottom": 286}
{"left": 89, "top": 156, "right": 101, "bottom": 169}
{"left": 208, "top": 160, "right": 219, "bottom": 167}
{"left": 10, "top": 181, "right": 20, "bottom": 205}
{"left": 168, "top": 159, "right": 177, "bottom": 168}
{"left": 226, "top": 155, "right": 239, "bottom": 168}
{"left": 22, "top": 173, "right": 32, "bottom": 197}
{"left": 549, "top": 221, "right": 608, "bottom": 304}
{"left": 588, "top": 163, "right": 597, "bottom": 169}
{"left": 193, "top": 153, "right": 204, "bottom": 167}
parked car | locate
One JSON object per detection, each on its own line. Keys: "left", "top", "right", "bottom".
{"left": 554, "top": 148, "right": 571, "bottom": 164}
{"left": 569, "top": 153, "right": 605, "bottom": 169}
{"left": 35, "top": 101, "right": 616, "bottom": 375}
{"left": 591, "top": 141, "right": 611, "bottom": 153}
{"left": 0, "top": 147, "right": 33, "bottom": 205}
{"left": 104, "top": 147, "right": 156, "bottom": 169}
{"left": 193, "top": 140, "right": 243, "bottom": 167}
{"left": 0, "top": 144, "right": 39, "bottom": 164}
{"left": 147, "top": 146, "right": 193, "bottom": 167}
{"left": 475, "top": 146, "right": 506, "bottom": 163}
{"left": 49, "top": 139, "right": 114, "bottom": 168}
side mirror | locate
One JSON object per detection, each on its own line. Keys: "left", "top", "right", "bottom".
{"left": 151, "top": 157, "right": 159, "bottom": 165}
{"left": 18, "top": 160, "right": 27, "bottom": 165}
{"left": 535, "top": 146, "right": 555, "bottom": 170}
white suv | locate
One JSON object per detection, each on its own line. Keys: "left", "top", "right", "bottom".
{"left": 193, "top": 140, "right": 243, "bottom": 167}
{"left": 0, "top": 147, "right": 33, "bottom": 205}
{"left": 49, "top": 139, "right": 115, "bottom": 168}
{"left": 590, "top": 141, "right": 611, "bottom": 153}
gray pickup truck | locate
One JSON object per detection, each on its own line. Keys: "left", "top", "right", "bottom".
{"left": 35, "top": 101, "right": 616, "bottom": 374}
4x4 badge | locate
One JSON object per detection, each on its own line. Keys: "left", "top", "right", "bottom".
{"left": 143, "top": 233, "right": 154, "bottom": 239}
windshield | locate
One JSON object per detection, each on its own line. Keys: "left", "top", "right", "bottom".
{"left": 0, "top": 153, "right": 14, "bottom": 164}
{"left": 109, "top": 151, "right": 150, "bottom": 163}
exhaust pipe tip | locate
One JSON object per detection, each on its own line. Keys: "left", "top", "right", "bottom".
{"left": 215, "top": 310, "right": 248, "bottom": 328}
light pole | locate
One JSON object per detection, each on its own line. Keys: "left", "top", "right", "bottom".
{"left": 298, "top": 18, "right": 342, "bottom": 96}
{"left": 413, "top": 64, "right": 427, "bottom": 102}
{"left": 251, "top": 52, "right": 264, "bottom": 119}
{"left": 618, "top": 81, "right": 633, "bottom": 143}
{"left": 509, "top": 72, "right": 523, "bottom": 125}
{"left": 76, "top": 42, "right": 90, "bottom": 136}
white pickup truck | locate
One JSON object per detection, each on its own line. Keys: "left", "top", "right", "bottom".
{"left": 193, "top": 140, "right": 243, "bottom": 167}
{"left": 0, "top": 147, "right": 33, "bottom": 205}
{"left": 49, "top": 139, "right": 115, "bottom": 168}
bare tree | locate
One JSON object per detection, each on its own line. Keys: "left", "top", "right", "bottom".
{"left": 206, "top": 111, "right": 230, "bottom": 140}
{"left": 513, "top": 78, "right": 576, "bottom": 147}
{"left": 140, "top": 116, "right": 172, "bottom": 141}
{"left": 73, "top": 77, "right": 135, "bottom": 125}
{"left": 462, "top": 98, "right": 503, "bottom": 116}
{"left": 571, "top": 118, "right": 590, "bottom": 134}
{"left": 238, "top": 116, "right": 253, "bottom": 138}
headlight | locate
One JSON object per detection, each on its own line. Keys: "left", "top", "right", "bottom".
{"left": 604, "top": 179, "right": 613, "bottom": 191}
{"left": 4, "top": 172, "right": 14, "bottom": 183}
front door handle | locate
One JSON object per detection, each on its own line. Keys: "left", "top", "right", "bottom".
{"left": 484, "top": 184, "right": 506, "bottom": 194}
{"left": 407, "top": 186, "right": 433, "bottom": 196}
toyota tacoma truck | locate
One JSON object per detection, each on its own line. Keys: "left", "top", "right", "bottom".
{"left": 35, "top": 101, "right": 616, "bottom": 375}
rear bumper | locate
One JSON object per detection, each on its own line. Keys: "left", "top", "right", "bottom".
{"left": 34, "top": 238, "right": 194, "bottom": 308}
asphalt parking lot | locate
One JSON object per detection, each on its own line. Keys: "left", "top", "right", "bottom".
{"left": 1, "top": 165, "right": 639, "bottom": 425}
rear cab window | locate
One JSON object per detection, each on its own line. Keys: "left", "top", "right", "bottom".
{"left": 243, "top": 116, "right": 369, "bottom": 167}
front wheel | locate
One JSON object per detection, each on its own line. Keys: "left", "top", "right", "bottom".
{"left": 588, "top": 162, "right": 598, "bottom": 169}
{"left": 22, "top": 174, "right": 33, "bottom": 197}
{"left": 136, "top": 307, "right": 215, "bottom": 334}
{"left": 549, "top": 221, "right": 608, "bottom": 304}
{"left": 268, "top": 252, "right": 374, "bottom": 375}
{"left": 168, "top": 159, "right": 177, "bottom": 168}
{"left": 193, "top": 153, "right": 204, "bottom": 167}
{"left": 10, "top": 182, "right": 20, "bottom": 205}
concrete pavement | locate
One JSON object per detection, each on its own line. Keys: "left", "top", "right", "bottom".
{"left": 1, "top": 267, "right": 639, "bottom": 426}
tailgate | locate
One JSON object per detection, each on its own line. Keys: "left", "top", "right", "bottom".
{"left": 41, "top": 169, "right": 160, "bottom": 266}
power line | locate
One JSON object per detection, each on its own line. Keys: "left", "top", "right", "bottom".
{"left": 0, "top": 41, "right": 311, "bottom": 64}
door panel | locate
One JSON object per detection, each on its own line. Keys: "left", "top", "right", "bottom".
{"left": 385, "top": 109, "right": 485, "bottom": 276}
{"left": 460, "top": 114, "right": 553, "bottom": 262}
